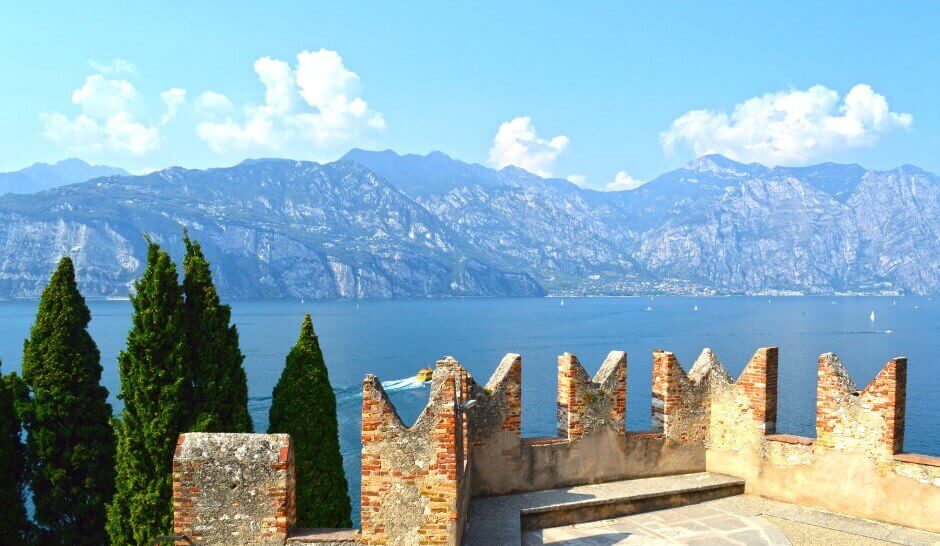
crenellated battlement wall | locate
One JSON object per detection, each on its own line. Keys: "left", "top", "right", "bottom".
{"left": 358, "top": 357, "right": 470, "bottom": 546}
{"left": 172, "top": 347, "right": 939, "bottom": 545}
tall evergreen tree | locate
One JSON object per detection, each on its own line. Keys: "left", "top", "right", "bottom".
{"left": 268, "top": 314, "right": 351, "bottom": 528}
{"left": 182, "top": 231, "right": 252, "bottom": 433}
{"left": 0, "top": 363, "right": 30, "bottom": 544}
{"left": 22, "top": 257, "right": 115, "bottom": 545}
{"left": 107, "top": 240, "right": 192, "bottom": 546}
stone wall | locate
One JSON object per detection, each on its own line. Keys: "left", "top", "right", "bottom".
{"left": 173, "top": 433, "right": 295, "bottom": 545}
{"left": 468, "top": 350, "right": 704, "bottom": 497}
{"left": 358, "top": 357, "right": 469, "bottom": 546}
{"left": 698, "top": 349, "right": 939, "bottom": 532}
{"left": 171, "top": 345, "right": 939, "bottom": 544}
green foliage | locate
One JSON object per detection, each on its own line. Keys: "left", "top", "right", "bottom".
{"left": 107, "top": 241, "right": 192, "bottom": 546}
{"left": 268, "top": 314, "right": 351, "bottom": 528}
{"left": 182, "top": 231, "right": 252, "bottom": 433}
{"left": 0, "top": 364, "right": 30, "bottom": 543}
{"left": 21, "top": 257, "right": 115, "bottom": 545}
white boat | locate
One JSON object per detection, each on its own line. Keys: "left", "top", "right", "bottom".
{"left": 870, "top": 311, "right": 875, "bottom": 321}
{"left": 693, "top": 305, "right": 698, "bottom": 311}
{"left": 645, "top": 306, "right": 653, "bottom": 311}
{"left": 885, "top": 329, "right": 893, "bottom": 334}
{"left": 560, "top": 300, "right": 565, "bottom": 306}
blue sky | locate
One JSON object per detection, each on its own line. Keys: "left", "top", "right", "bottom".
{"left": 1, "top": 2, "right": 937, "bottom": 189}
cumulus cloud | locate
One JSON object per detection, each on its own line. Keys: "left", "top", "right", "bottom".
{"left": 88, "top": 58, "right": 138, "bottom": 75}
{"left": 661, "top": 84, "right": 912, "bottom": 165}
{"left": 488, "top": 116, "right": 569, "bottom": 177}
{"left": 196, "top": 49, "right": 385, "bottom": 155}
{"left": 160, "top": 88, "right": 187, "bottom": 124}
{"left": 196, "top": 91, "right": 234, "bottom": 115}
{"left": 71, "top": 75, "right": 142, "bottom": 119}
{"left": 606, "top": 171, "right": 645, "bottom": 191}
{"left": 40, "top": 74, "right": 160, "bottom": 154}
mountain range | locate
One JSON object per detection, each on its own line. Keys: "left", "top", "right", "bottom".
{"left": 0, "top": 158, "right": 128, "bottom": 195}
{"left": 0, "top": 151, "right": 935, "bottom": 299}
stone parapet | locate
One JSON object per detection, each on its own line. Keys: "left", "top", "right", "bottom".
{"left": 557, "top": 351, "right": 626, "bottom": 439}
{"left": 171, "top": 346, "right": 938, "bottom": 542}
{"left": 172, "top": 433, "right": 295, "bottom": 545}
{"left": 358, "top": 357, "right": 468, "bottom": 545}
{"left": 815, "top": 354, "right": 906, "bottom": 457}
{"left": 470, "top": 351, "right": 702, "bottom": 497}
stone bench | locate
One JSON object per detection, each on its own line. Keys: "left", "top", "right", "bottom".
{"left": 463, "top": 472, "right": 745, "bottom": 544}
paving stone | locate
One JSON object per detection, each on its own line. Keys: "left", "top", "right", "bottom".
{"left": 519, "top": 492, "right": 940, "bottom": 546}
{"left": 699, "top": 514, "right": 749, "bottom": 531}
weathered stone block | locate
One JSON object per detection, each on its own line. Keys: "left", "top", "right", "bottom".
{"left": 173, "top": 433, "right": 296, "bottom": 545}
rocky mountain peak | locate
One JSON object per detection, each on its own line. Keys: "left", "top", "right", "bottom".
{"left": 683, "top": 154, "right": 767, "bottom": 178}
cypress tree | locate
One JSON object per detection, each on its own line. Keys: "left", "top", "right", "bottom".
{"left": 0, "top": 363, "right": 30, "bottom": 543}
{"left": 22, "top": 257, "right": 115, "bottom": 545}
{"left": 182, "top": 231, "right": 252, "bottom": 433}
{"left": 107, "top": 241, "right": 192, "bottom": 546}
{"left": 268, "top": 314, "right": 351, "bottom": 528}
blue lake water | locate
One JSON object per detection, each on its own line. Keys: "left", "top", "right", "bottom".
{"left": 0, "top": 296, "right": 937, "bottom": 525}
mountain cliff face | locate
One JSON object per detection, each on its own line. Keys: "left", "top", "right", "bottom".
{"left": 348, "top": 151, "right": 940, "bottom": 296}
{"left": 0, "top": 160, "right": 542, "bottom": 298}
{"left": 0, "top": 151, "right": 935, "bottom": 299}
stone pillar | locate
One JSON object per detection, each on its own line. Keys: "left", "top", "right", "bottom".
{"left": 172, "top": 433, "right": 295, "bottom": 546}
{"left": 735, "top": 347, "right": 779, "bottom": 433}
{"left": 651, "top": 350, "right": 689, "bottom": 437}
{"left": 862, "top": 357, "right": 906, "bottom": 454}
{"left": 557, "top": 353, "right": 590, "bottom": 438}
{"left": 467, "top": 353, "right": 521, "bottom": 448}
{"left": 493, "top": 353, "right": 522, "bottom": 436}
{"left": 816, "top": 353, "right": 907, "bottom": 457}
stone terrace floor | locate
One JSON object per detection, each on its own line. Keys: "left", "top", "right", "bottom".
{"left": 522, "top": 495, "right": 940, "bottom": 545}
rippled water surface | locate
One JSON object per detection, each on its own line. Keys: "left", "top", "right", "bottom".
{"left": 1, "top": 296, "right": 937, "bottom": 524}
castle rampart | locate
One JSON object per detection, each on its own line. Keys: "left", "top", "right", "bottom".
{"left": 172, "top": 347, "right": 940, "bottom": 544}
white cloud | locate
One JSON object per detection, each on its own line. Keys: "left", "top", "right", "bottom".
{"left": 103, "top": 112, "right": 160, "bottom": 153}
{"left": 71, "top": 75, "right": 142, "bottom": 119}
{"left": 488, "top": 116, "right": 568, "bottom": 177}
{"left": 606, "top": 171, "right": 645, "bottom": 191}
{"left": 88, "top": 58, "right": 138, "bottom": 75}
{"left": 196, "top": 91, "right": 234, "bottom": 115}
{"left": 160, "top": 88, "right": 187, "bottom": 124}
{"left": 196, "top": 49, "right": 385, "bottom": 155}
{"left": 661, "top": 84, "right": 913, "bottom": 165}
{"left": 41, "top": 74, "right": 160, "bottom": 154}
{"left": 566, "top": 174, "right": 587, "bottom": 186}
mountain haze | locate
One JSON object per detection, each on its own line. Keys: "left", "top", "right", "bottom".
{"left": 0, "top": 158, "right": 128, "bottom": 195}
{"left": 0, "top": 151, "right": 935, "bottom": 299}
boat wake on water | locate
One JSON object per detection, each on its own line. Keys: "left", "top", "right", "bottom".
{"left": 249, "top": 376, "right": 428, "bottom": 404}
{"left": 379, "top": 377, "right": 429, "bottom": 392}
